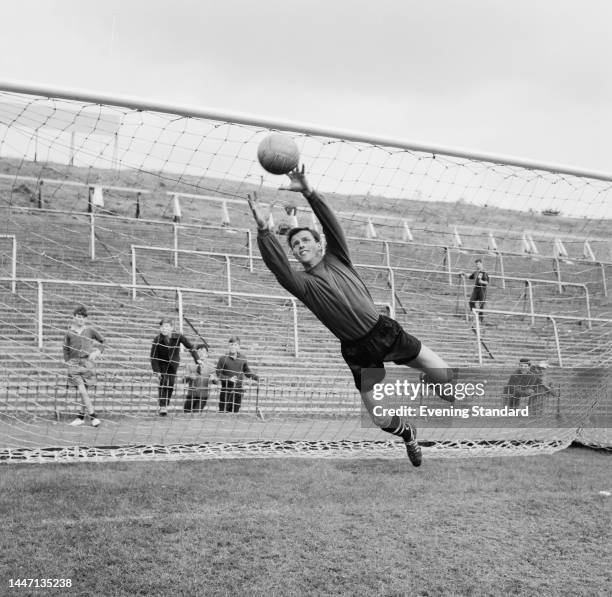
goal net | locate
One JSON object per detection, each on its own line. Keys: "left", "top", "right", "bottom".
{"left": 0, "top": 82, "right": 610, "bottom": 462}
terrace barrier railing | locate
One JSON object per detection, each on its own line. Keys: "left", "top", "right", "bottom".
{"left": 6, "top": 201, "right": 609, "bottom": 295}
{"left": 0, "top": 277, "right": 301, "bottom": 358}
{"left": 472, "top": 308, "right": 612, "bottom": 366}
{"left": 131, "top": 245, "right": 595, "bottom": 324}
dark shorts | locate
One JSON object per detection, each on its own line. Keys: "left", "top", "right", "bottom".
{"left": 340, "top": 315, "right": 422, "bottom": 392}
{"left": 470, "top": 288, "right": 487, "bottom": 302}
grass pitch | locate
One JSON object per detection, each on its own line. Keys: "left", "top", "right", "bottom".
{"left": 1, "top": 447, "right": 610, "bottom": 597}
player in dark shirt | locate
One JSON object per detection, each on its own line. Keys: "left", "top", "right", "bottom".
{"left": 247, "top": 166, "right": 458, "bottom": 467}
{"left": 215, "top": 336, "right": 259, "bottom": 413}
{"left": 150, "top": 317, "right": 203, "bottom": 416}
{"left": 468, "top": 259, "right": 490, "bottom": 322}
{"left": 503, "top": 357, "right": 536, "bottom": 408}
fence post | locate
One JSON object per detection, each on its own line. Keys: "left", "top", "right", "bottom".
{"left": 473, "top": 311, "right": 483, "bottom": 365}
{"left": 226, "top": 256, "right": 232, "bottom": 307}
{"left": 173, "top": 223, "right": 179, "bottom": 267}
{"left": 387, "top": 266, "right": 396, "bottom": 319}
{"left": 291, "top": 299, "right": 299, "bottom": 358}
{"left": 131, "top": 246, "right": 137, "bottom": 300}
{"left": 383, "top": 241, "right": 391, "bottom": 267}
{"left": 89, "top": 212, "right": 95, "bottom": 260}
{"left": 553, "top": 257, "right": 562, "bottom": 293}
{"left": 176, "top": 289, "right": 184, "bottom": 334}
{"left": 526, "top": 280, "right": 535, "bottom": 325}
{"left": 445, "top": 247, "right": 453, "bottom": 286}
{"left": 37, "top": 280, "right": 43, "bottom": 349}
{"left": 246, "top": 230, "right": 254, "bottom": 272}
{"left": 599, "top": 262, "right": 607, "bottom": 297}
{"left": 498, "top": 252, "right": 506, "bottom": 289}
{"left": 581, "top": 284, "right": 592, "bottom": 329}
{"left": 460, "top": 273, "right": 469, "bottom": 321}
{"left": 10, "top": 235, "right": 16, "bottom": 294}
{"left": 547, "top": 316, "right": 563, "bottom": 367}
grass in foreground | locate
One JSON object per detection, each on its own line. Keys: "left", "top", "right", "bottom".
{"left": 1, "top": 447, "right": 611, "bottom": 597}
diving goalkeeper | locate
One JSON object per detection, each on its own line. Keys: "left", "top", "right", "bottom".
{"left": 246, "top": 166, "right": 457, "bottom": 467}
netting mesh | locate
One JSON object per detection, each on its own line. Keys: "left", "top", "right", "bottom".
{"left": 0, "top": 86, "right": 610, "bottom": 462}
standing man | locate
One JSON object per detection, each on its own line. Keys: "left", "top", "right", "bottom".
{"left": 215, "top": 336, "right": 259, "bottom": 413}
{"left": 63, "top": 305, "right": 104, "bottom": 427}
{"left": 246, "top": 165, "right": 459, "bottom": 467}
{"left": 503, "top": 357, "right": 536, "bottom": 408}
{"left": 468, "top": 259, "right": 490, "bottom": 322}
{"left": 528, "top": 360, "right": 557, "bottom": 416}
{"left": 150, "top": 317, "right": 203, "bottom": 416}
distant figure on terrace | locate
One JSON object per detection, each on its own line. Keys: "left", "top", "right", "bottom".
{"left": 503, "top": 358, "right": 537, "bottom": 408}
{"left": 276, "top": 203, "right": 299, "bottom": 236}
{"left": 183, "top": 343, "right": 218, "bottom": 413}
{"left": 246, "top": 165, "right": 460, "bottom": 467}
{"left": 468, "top": 259, "right": 490, "bottom": 322}
{"left": 63, "top": 305, "right": 104, "bottom": 427}
{"left": 150, "top": 317, "right": 204, "bottom": 417}
{"left": 215, "top": 336, "right": 259, "bottom": 413}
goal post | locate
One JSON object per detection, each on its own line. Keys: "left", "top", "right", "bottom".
{"left": 0, "top": 79, "right": 610, "bottom": 462}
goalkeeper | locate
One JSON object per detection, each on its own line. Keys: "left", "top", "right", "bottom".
{"left": 246, "top": 166, "right": 457, "bottom": 467}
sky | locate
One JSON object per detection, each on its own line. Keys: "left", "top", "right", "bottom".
{"left": 0, "top": 0, "right": 611, "bottom": 178}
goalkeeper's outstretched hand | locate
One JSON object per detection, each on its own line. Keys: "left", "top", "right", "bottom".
{"left": 280, "top": 165, "right": 313, "bottom": 196}
{"left": 246, "top": 191, "right": 267, "bottom": 230}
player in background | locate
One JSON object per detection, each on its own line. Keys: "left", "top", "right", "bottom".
{"left": 468, "top": 259, "right": 489, "bottom": 322}
{"left": 503, "top": 357, "right": 536, "bottom": 408}
{"left": 183, "top": 343, "right": 217, "bottom": 413}
{"left": 246, "top": 166, "right": 458, "bottom": 467}
{"left": 215, "top": 336, "right": 259, "bottom": 413}
{"left": 63, "top": 305, "right": 104, "bottom": 427}
{"left": 150, "top": 317, "right": 203, "bottom": 416}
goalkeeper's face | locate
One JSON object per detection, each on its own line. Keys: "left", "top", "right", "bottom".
{"left": 291, "top": 230, "right": 323, "bottom": 268}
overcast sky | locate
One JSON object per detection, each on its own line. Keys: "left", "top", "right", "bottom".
{"left": 0, "top": 0, "right": 611, "bottom": 176}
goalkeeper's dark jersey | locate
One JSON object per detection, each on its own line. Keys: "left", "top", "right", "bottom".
{"left": 257, "top": 190, "right": 379, "bottom": 342}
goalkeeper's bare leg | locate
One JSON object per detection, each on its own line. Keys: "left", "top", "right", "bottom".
{"left": 359, "top": 344, "right": 456, "bottom": 467}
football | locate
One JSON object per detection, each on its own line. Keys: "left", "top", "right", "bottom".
{"left": 257, "top": 133, "right": 300, "bottom": 175}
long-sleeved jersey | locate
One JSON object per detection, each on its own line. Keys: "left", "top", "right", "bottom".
{"left": 469, "top": 270, "right": 490, "bottom": 288}
{"left": 257, "top": 190, "right": 379, "bottom": 342}
{"left": 216, "top": 353, "right": 259, "bottom": 385}
{"left": 150, "top": 333, "right": 199, "bottom": 372}
{"left": 63, "top": 326, "right": 105, "bottom": 362}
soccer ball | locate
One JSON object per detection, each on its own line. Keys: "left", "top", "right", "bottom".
{"left": 257, "top": 133, "right": 300, "bottom": 175}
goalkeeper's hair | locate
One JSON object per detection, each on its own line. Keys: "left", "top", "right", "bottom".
{"left": 287, "top": 227, "right": 321, "bottom": 247}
